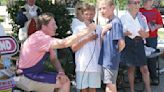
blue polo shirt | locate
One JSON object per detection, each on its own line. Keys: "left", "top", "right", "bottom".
{"left": 98, "top": 16, "right": 124, "bottom": 70}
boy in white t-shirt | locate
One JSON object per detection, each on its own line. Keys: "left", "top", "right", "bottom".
{"left": 71, "top": 2, "right": 102, "bottom": 92}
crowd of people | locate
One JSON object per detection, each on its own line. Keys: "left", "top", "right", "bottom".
{"left": 0, "top": 0, "right": 164, "bottom": 92}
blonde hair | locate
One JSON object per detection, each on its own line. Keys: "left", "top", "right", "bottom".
{"left": 75, "top": 2, "right": 96, "bottom": 18}
{"left": 82, "top": 3, "right": 95, "bottom": 12}
{"left": 75, "top": 2, "right": 95, "bottom": 14}
{"left": 97, "top": 0, "right": 115, "bottom": 6}
{"left": 75, "top": 1, "right": 83, "bottom": 17}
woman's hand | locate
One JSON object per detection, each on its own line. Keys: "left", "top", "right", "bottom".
{"left": 56, "top": 72, "right": 69, "bottom": 84}
{"left": 138, "top": 29, "right": 149, "bottom": 38}
{"left": 124, "top": 31, "right": 132, "bottom": 36}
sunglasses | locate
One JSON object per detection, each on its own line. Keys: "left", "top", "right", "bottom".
{"left": 129, "top": 1, "right": 140, "bottom": 5}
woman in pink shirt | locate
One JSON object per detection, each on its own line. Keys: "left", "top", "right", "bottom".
{"left": 14, "top": 12, "right": 96, "bottom": 92}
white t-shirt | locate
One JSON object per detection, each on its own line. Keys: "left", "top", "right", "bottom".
{"left": 71, "top": 18, "right": 102, "bottom": 72}
{"left": 120, "top": 11, "right": 149, "bottom": 39}
{"left": 28, "top": 5, "right": 37, "bottom": 17}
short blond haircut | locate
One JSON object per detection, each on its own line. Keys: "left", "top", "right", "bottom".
{"left": 75, "top": 2, "right": 96, "bottom": 18}
{"left": 82, "top": 3, "right": 95, "bottom": 12}
{"left": 75, "top": 2, "right": 95, "bottom": 16}
{"left": 97, "top": 0, "right": 115, "bottom": 6}
{"left": 75, "top": 1, "right": 83, "bottom": 17}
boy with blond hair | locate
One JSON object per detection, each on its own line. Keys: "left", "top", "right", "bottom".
{"left": 98, "top": 0, "right": 125, "bottom": 92}
{"left": 71, "top": 2, "right": 102, "bottom": 92}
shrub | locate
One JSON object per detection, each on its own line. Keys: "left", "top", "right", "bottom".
{"left": 7, "top": 0, "right": 73, "bottom": 39}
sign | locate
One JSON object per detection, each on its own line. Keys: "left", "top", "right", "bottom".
{"left": 0, "top": 78, "right": 15, "bottom": 90}
{"left": 0, "top": 36, "right": 19, "bottom": 55}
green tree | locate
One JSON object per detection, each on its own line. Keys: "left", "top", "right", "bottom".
{"left": 7, "top": 0, "right": 73, "bottom": 39}
{"left": 118, "top": 0, "right": 128, "bottom": 10}
{"left": 81, "top": 0, "right": 97, "bottom": 4}
{"left": 161, "top": 0, "right": 164, "bottom": 7}
{"left": 0, "top": 0, "right": 7, "bottom": 5}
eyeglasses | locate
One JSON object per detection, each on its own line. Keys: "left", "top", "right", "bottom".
{"left": 129, "top": 1, "right": 140, "bottom": 5}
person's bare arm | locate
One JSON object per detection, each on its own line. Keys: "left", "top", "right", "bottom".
{"left": 138, "top": 29, "right": 149, "bottom": 38}
{"left": 51, "top": 23, "right": 96, "bottom": 49}
{"left": 71, "top": 33, "right": 98, "bottom": 52}
{"left": 118, "top": 39, "right": 125, "bottom": 52}
{"left": 124, "top": 31, "right": 132, "bottom": 36}
{"left": 50, "top": 49, "right": 64, "bottom": 73}
{"left": 49, "top": 49, "right": 69, "bottom": 84}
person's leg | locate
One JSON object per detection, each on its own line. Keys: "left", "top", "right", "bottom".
{"left": 147, "top": 57, "right": 158, "bottom": 84}
{"left": 128, "top": 66, "right": 135, "bottom": 92}
{"left": 145, "top": 37, "right": 157, "bottom": 49}
{"left": 14, "top": 75, "right": 69, "bottom": 92}
{"left": 35, "top": 74, "right": 70, "bottom": 92}
{"left": 57, "top": 76, "right": 70, "bottom": 92}
{"left": 146, "top": 37, "right": 158, "bottom": 84}
{"left": 88, "top": 72, "right": 101, "bottom": 92}
{"left": 106, "top": 83, "right": 117, "bottom": 92}
{"left": 76, "top": 72, "right": 89, "bottom": 92}
{"left": 103, "top": 68, "right": 118, "bottom": 92}
{"left": 81, "top": 88, "right": 89, "bottom": 92}
{"left": 140, "top": 65, "right": 151, "bottom": 92}
{"left": 89, "top": 88, "right": 96, "bottom": 92}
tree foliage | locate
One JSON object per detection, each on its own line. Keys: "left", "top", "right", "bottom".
{"left": 7, "top": 0, "right": 73, "bottom": 39}
{"left": 160, "top": 0, "right": 164, "bottom": 7}
{"left": 81, "top": 0, "right": 97, "bottom": 4}
{"left": 118, "top": 0, "right": 128, "bottom": 10}
{"left": 0, "top": 0, "right": 7, "bottom": 5}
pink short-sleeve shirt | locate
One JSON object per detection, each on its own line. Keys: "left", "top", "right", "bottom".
{"left": 18, "top": 31, "right": 54, "bottom": 68}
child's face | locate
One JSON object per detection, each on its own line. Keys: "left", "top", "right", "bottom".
{"left": 99, "top": 2, "right": 114, "bottom": 19}
{"left": 83, "top": 10, "right": 95, "bottom": 22}
{"left": 144, "top": 0, "right": 154, "bottom": 7}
